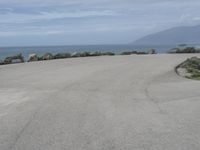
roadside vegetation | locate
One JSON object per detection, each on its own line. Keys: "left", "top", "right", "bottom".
{"left": 169, "top": 47, "right": 200, "bottom": 53}
{"left": 177, "top": 57, "right": 200, "bottom": 80}
{"left": 0, "top": 51, "right": 115, "bottom": 65}
{"left": 120, "top": 51, "right": 147, "bottom": 55}
{"left": 120, "top": 49, "right": 156, "bottom": 55}
{"left": 0, "top": 49, "right": 156, "bottom": 65}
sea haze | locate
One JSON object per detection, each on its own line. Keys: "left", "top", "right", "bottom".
{"left": 0, "top": 44, "right": 177, "bottom": 60}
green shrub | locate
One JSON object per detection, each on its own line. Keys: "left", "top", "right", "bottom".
{"left": 54, "top": 53, "right": 71, "bottom": 59}
{"left": 180, "top": 57, "right": 200, "bottom": 79}
{"left": 121, "top": 51, "right": 136, "bottom": 55}
{"left": 169, "top": 47, "right": 200, "bottom": 53}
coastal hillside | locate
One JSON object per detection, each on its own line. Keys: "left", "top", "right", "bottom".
{"left": 133, "top": 25, "right": 200, "bottom": 45}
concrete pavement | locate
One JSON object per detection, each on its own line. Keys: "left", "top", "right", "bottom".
{"left": 0, "top": 54, "right": 200, "bottom": 150}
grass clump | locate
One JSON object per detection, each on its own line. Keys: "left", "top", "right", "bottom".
{"left": 179, "top": 57, "right": 200, "bottom": 80}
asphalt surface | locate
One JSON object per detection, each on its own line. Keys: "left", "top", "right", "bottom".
{"left": 0, "top": 54, "right": 200, "bottom": 150}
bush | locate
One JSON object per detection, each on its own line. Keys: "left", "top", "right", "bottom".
{"left": 137, "top": 51, "right": 147, "bottom": 55}
{"left": 180, "top": 57, "right": 200, "bottom": 79}
{"left": 54, "top": 53, "right": 71, "bottom": 59}
{"left": 120, "top": 51, "right": 137, "bottom": 55}
{"left": 102, "top": 52, "right": 115, "bottom": 56}
{"left": 80, "top": 52, "right": 92, "bottom": 57}
{"left": 169, "top": 47, "right": 200, "bottom": 53}
{"left": 91, "top": 51, "right": 102, "bottom": 56}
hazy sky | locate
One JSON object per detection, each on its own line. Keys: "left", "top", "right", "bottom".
{"left": 0, "top": 0, "right": 200, "bottom": 46}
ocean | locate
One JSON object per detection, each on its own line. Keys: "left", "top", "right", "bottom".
{"left": 0, "top": 44, "right": 186, "bottom": 61}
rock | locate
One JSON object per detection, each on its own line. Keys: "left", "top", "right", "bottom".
{"left": 0, "top": 60, "right": 4, "bottom": 65}
{"left": 169, "top": 48, "right": 180, "bottom": 53}
{"left": 148, "top": 49, "right": 157, "bottom": 54}
{"left": 72, "top": 52, "right": 81, "bottom": 57}
{"left": 3, "top": 53, "right": 24, "bottom": 64}
{"left": 28, "top": 54, "right": 38, "bottom": 62}
{"left": 42, "top": 53, "right": 54, "bottom": 60}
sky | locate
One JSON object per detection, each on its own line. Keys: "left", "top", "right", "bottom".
{"left": 0, "top": 0, "right": 200, "bottom": 46}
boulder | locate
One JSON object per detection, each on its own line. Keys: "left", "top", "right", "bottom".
{"left": 71, "top": 52, "right": 81, "bottom": 57}
{"left": 0, "top": 60, "right": 4, "bottom": 65}
{"left": 4, "top": 53, "right": 24, "bottom": 64}
{"left": 42, "top": 53, "right": 54, "bottom": 60}
{"left": 28, "top": 54, "right": 38, "bottom": 62}
{"left": 148, "top": 49, "right": 157, "bottom": 54}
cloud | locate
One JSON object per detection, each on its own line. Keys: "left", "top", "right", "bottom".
{"left": 1, "top": 0, "right": 200, "bottom": 46}
{"left": 0, "top": 9, "right": 117, "bottom": 24}
{"left": 0, "top": 0, "right": 199, "bottom": 6}
{"left": 0, "top": 30, "right": 64, "bottom": 37}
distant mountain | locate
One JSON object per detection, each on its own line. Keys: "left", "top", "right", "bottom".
{"left": 133, "top": 25, "right": 200, "bottom": 45}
